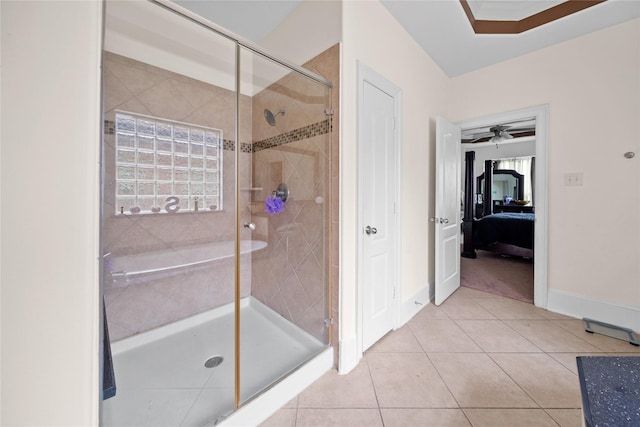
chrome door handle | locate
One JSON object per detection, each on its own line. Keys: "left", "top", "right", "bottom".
{"left": 365, "top": 226, "right": 377, "bottom": 235}
{"left": 430, "top": 217, "right": 449, "bottom": 224}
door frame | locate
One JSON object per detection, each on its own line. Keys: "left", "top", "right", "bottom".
{"left": 356, "top": 62, "right": 403, "bottom": 354}
{"left": 457, "top": 104, "right": 548, "bottom": 308}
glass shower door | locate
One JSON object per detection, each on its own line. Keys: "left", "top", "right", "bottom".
{"left": 101, "top": 1, "right": 333, "bottom": 424}
{"left": 236, "top": 47, "right": 332, "bottom": 405}
{"left": 101, "top": 1, "right": 239, "bottom": 425}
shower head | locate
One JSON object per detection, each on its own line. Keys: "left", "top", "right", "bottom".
{"left": 264, "top": 108, "right": 285, "bottom": 126}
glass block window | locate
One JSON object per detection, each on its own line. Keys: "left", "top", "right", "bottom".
{"left": 115, "top": 111, "right": 222, "bottom": 214}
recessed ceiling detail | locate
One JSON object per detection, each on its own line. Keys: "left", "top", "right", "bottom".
{"left": 181, "top": 0, "right": 640, "bottom": 77}
{"left": 460, "top": 0, "right": 607, "bottom": 34}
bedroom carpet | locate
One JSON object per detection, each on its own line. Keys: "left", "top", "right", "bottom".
{"left": 460, "top": 250, "right": 534, "bottom": 304}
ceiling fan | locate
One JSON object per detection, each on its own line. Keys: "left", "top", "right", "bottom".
{"left": 487, "top": 124, "right": 515, "bottom": 143}
{"left": 462, "top": 119, "right": 536, "bottom": 144}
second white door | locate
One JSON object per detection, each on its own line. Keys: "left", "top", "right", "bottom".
{"left": 360, "top": 66, "right": 398, "bottom": 351}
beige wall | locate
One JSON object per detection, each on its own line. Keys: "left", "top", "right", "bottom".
{"left": 1, "top": 1, "right": 102, "bottom": 425}
{"left": 260, "top": 0, "right": 342, "bottom": 66}
{"left": 450, "top": 19, "right": 640, "bottom": 308}
{"left": 341, "top": 1, "right": 451, "bottom": 352}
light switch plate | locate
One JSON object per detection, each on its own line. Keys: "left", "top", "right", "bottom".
{"left": 564, "top": 172, "right": 583, "bottom": 186}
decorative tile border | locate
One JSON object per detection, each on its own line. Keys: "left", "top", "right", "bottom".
{"left": 223, "top": 139, "right": 253, "bottom": 153}
{"left": 105, "top": 120, "right": 115, "bottom": 135}
{"left": 252, "top": 119, "right": 330, "bottom": 153}
{"left": 103, "top": 118, "right": 331, "bottom": 153}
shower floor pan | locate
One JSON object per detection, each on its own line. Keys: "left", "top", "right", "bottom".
{"left": 102, "top": 297, "right": 327, "bottom": 426}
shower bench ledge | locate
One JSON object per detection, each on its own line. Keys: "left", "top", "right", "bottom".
{"left": 108, "top": 240, "right": 267, "bottom": 278}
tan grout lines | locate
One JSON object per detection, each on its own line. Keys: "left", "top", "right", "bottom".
{"left": 263, "top": 287, "right": 638, "bottom": 426}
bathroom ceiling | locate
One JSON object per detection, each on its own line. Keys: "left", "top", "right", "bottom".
{"left": 174, "top": 1, "right": 302, "bottom": 42}
{"left": 175, "top": 0, "right": 640, "bottom": 77}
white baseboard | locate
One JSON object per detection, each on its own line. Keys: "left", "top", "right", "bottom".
{"left": 547, "top": 289, "right": 640, "bottom": 332}
{"left": 398, "top": 283, "right": 430, "bottom": 325}
{"left": 338, "top": 335, "right": 360, "bottom": 374}
{"left": 218, "top": 347, "right": 333, "bottom": 426}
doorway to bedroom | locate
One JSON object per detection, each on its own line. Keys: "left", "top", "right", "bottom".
{"left": 457, "top": 105, "right": 548, "bottom": 307}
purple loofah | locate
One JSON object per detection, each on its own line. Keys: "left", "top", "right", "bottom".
{"left": 264, "top": 195, "right": 285, "bottom": 215}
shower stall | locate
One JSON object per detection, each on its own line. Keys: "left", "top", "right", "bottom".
{"left": 100, "top": 1, "right": 333, "bottom": 425}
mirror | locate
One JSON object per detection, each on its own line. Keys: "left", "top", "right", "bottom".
{"left": 476, "top": 169, "right": 528, "bottom": 217}
{"left": 479, "top": 169, "right": 524, "bottom": 202}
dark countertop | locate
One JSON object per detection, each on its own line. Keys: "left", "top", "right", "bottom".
{"left": 577, "top": 356, "right": 640, "bottom": 427}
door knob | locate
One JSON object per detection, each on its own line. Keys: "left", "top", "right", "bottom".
{"left": 365, "top": 225, "right": 378, "bottom": 235}
{"left": 429, "top": 217, "right": 449, "bottom": 224}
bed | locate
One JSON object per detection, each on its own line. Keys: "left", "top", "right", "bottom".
{"left": 472, "top": 212, "right": 534, "bottom": 258}
{"left": 461, "top": 152, "right": 534, "bottom": 259}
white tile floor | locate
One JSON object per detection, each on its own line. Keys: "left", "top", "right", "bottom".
{"left": 262, "top": 287, "right": 640, "bottom": 426}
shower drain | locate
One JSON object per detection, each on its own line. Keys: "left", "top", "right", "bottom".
{"left": 204, "top": 356, "right": 224, "bottom": 368}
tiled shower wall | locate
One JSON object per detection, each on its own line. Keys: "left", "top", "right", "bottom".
{"left": 305, "top": 45, "right": 340, "bottom": 356}
{"left": 102, "top": 44, "right": 339, "bottom": 350}
{"left": 249, "top": 44, "right": 339, "bottom": 345}
{"left": 102, "top": 52, "right": 253, "bottom": 340}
